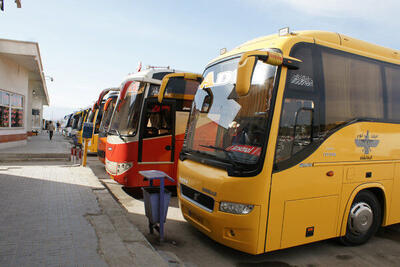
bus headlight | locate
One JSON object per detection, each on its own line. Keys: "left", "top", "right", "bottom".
{"left": 105, "top": 158, "right": 133, "bottom": 176}
{"left": 117, "top": 162, "right": 132, "bottom": 175}
{"left": 219, "top": 202, "right": 254, "bottom": 215}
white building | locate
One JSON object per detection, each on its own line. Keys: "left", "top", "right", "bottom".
{"left": 0, "top": 38, "right": 49, "bottom": 149}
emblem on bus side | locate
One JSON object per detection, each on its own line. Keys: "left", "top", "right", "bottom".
{"left": 355, "top": 131, "right": 379, "bottom": 159}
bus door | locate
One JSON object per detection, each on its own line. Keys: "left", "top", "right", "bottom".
{"left": 267, "top": 44, "right": 342, "bottom": 251}
{"left": 138, "top": 98, "right": 176, "bottom": 179}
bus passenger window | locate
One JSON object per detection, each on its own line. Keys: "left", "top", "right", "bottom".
{"left": 384, "top": 66, "right": 400, "bottom": 121}
{"left": 143, "top": 103, "right": 172, "bottom": 138}
{"left": 321, "top": 49, "right": 383, "bottom": 134}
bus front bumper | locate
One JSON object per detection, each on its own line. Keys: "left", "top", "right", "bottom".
{"left": 179, "top": 194, "right": 261, "bottom": 254}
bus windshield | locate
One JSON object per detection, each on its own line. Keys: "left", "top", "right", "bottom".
{"left": 99, "top": 97, "right": 117, "bottom": 133}
{"left": 77, "top": 111, "right": 87, "bottom": 131}
{"left": 86, "top": 110, "right": 95, "bottom": 123}
{"left": 66, "top": 115, "right": 73, "bottom": 127}
{"left": 184, "top": 57, "right": 277, "bottom": 170}
{"left": 72, "top": 114, "right": 80, "bottom": 129}
{"left": 110, "top": 82, "right": 146, "bottom": 136}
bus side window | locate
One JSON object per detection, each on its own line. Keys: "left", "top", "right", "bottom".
{"left": 143, "top": 103, "right": 172, "bottom": 138}
{"left": 320, "top": 49, "right": 384, "bottom": 134}
{"left": 385, "top": 65, "right": 400, "bottom": 121}
{"left": 275, "top": 44, "right": 319, "bottom": 166}
{"left": 275, "top": 99, "right": 314, "bottom": 163}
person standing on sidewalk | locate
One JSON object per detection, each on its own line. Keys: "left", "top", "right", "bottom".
{"left": 48, "top": 121, "right": 55, "bottom": 141}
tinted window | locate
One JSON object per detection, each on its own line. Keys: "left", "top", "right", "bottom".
{"left": 275, "top": 44, "right": 318, "bottom": 164}
{"left": 385, "top": 65, "right": 400, "bottom": 120}
{"left": 152, "top": 72, "right": 172, "bottom": 80}
{"left": 275, "top": 43, "right": 398, "bottom": 170}
{"left": 321, "top": 49, "right": 383, "bottom": 134}
{"left": 286, "top": 46, "right": 315, "bottom": 92}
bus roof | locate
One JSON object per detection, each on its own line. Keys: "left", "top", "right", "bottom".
{"left": 209, "top": 30, "right": 400, "bottom": 66}
{"left": 121, "top": 68, "right": 183, "bottom": 85}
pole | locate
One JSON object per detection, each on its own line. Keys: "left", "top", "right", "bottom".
{"left": 82, "top": 139, "right": 89, "bottom": 167}
{"left": 159, "top": 177, "right": 165, "bottom": 242}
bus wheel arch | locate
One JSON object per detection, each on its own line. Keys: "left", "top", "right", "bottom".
{"left": 339, "top": 184, "right": 386, "bottom": 246}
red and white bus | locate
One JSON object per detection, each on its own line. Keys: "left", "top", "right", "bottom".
{"left": 105, "top": 68, "right": 201, "bottom": 187}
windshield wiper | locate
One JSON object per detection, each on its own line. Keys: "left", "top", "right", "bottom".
{"left": 199, "top": 145, "right": 243, "bottom": 170}
{"left": 115, "top": 129, "right": 126, "bottom": 143}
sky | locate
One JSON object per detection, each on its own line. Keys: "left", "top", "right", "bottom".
{"left": 1, "top": 0, "right": 399, "bottom": 120}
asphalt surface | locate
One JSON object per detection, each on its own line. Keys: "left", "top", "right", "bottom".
{"left": 87, "top": 156, "right": 400, "bottom": 267}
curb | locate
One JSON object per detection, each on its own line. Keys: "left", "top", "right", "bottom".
{"left": 92, "top": 175, "right": 170, "bottom": 266}
{"left": 0, "top": 153, "right": 70, "bottom": 162}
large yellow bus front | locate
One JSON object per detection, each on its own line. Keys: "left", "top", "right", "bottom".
{"left": 178, "top": 30, "right": 400, "bottom": 254}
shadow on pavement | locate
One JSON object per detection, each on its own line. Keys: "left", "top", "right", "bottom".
{"left": 86, "top": 156, "right": 400, "bottom": 267}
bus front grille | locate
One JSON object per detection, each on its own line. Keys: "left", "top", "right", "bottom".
{"left": 180, "top": 184, "right": 214, "bottom": 212}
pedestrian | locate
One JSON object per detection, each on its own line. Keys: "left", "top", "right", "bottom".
{"left": 48, "top": 121, "right": 55, "bottom": 141}
{"left": 56, "top": 121, "right": 60, "bottom": 133}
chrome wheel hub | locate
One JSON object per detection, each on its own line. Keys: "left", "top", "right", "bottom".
{"left": 348, "top": 202, "right": 373, "bottom": 235}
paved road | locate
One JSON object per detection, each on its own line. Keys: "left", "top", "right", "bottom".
{"left": 87, "top": 156, "right": 400, "bottom": 267}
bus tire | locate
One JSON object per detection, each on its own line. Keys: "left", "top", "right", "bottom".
{"left": 340, "top": 190, "right": 381, "bottom": 246}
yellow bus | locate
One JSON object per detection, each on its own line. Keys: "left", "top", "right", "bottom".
{"left": 84, "top": 104, "right": 101, "bottom": 153}
{"left": 84, "top": 88, "right": 119, "bottom": 154}
{"left": 177, "top": 30, "right": 400, "bottom": 254}
{"left": 77, "top": 108, "right": 90, "bottom": 145}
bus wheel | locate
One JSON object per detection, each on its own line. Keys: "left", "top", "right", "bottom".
{"left": 340, "top": 190, "right": 381, "bottom": 246}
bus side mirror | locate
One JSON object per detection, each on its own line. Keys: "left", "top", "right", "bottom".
{"left": 236, "top": 51, "right": 301, "bottom": 96}
{"left": 103, "top": 98, "right": 112, "bottom": 111}
{"left": 158, "top": 73, "right": 202, "bottom": 103}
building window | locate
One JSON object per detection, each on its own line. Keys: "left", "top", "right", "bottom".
{"left": 0, "top": 90, "right": 24, "bottom": 128}
{"left": 0, "top": 91, "right": 10, "bottom": 127}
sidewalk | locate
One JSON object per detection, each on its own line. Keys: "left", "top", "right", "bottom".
{"left": 0, "top": 134, "right": 173, "bottom": 266}
{"left": 0, "top": 132, "right": 70, "bottom": 162}
{"left": 0, "top": 163, "right": 167, "bottom": 267}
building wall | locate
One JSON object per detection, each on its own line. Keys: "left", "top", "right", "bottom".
{"left": 0, "top": 55, "right": 29, "bottom": 148}
{"left": 27, "top": 80, "right": 44, "bottom": 133}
